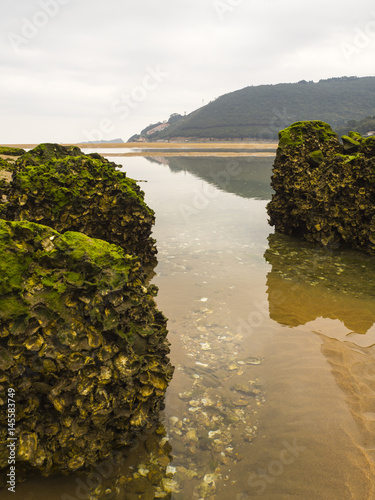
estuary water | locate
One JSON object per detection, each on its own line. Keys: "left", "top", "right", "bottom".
{"left": 8, "top": 152, "right": 375, "bottom": 500}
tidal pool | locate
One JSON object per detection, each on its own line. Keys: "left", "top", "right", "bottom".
{"left": 7, "top": 153, "right": 375, "bottom": 499}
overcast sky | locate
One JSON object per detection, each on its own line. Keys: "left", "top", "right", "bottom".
{"left": 1, "top": 0, "right": 374, "bottom": 143}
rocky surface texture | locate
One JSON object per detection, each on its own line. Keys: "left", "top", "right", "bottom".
{"left": 0, "top": 147, "right": 26, "bottom": 157}
{"left": 0, "top": 145, "right": 173, "bottom": 484}
{"left": 267, "top": 121, "right": 375, "bottom": 253}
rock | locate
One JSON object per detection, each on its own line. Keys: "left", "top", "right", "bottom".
{"left": 267, "top": 121, "right": 375, "bottom": 254}
{"left": 0, "top": 143, "right": 174, "bottom": 488}
{"left": 161, "top": 477, "right": 180, "bottom": 494}
{"left": 0, "top": 217, "right": 173, "bottom": 482}
{"left": 0, "top": 146, "right": 26, "bottom": 156}
{"left": 341, "top": 133, "right": 361, "bottom": 153}
{"left": 185, "top": 430, "right": 198, "bottom": 442}
{"left": 1, "top": 143, "right": 157, "bottom": 272}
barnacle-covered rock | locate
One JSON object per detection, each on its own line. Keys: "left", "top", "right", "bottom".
{"left": 267, "top": 121, "right": 375, "bottom": 254}
{"left": 0, "top": 146, "right": 26, "bottom": 157}
{"left": 0, "top": 219, "right": 173, "bottom": 483}
{"left": 1, "top": 143, "right": 157, "bottom": 271}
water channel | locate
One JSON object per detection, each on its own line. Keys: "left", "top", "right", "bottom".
{"left": 8, "top": 151, "right": 375, "bottom": 500}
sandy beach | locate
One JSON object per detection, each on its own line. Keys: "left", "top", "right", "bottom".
{"left": 0, "top": 142, "right": 277, "bottom": 158}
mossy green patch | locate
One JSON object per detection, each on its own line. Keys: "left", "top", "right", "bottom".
{"left": 348, "top": 131, "right": 363, "bottom": 142}
{"left": 0, "top": 296, "right": 28, "bottom": 319}
{"left": 342, "top": 135, "right": 361, "bottom": 153}
{"left": 307, "top": 150, "right": 325, "bottom": 167}
{"left": 17, "top": 143, "right": 82, "bottom": 166}
{"left": 0, "top": 158, "right": 16, "bottom": 172}
{"left": 278, "top": 121, "right": 338, "bottom": 150}
{"left": 0, "top": 147, "right": 26, "bottom": 156}
{"left": 0, "top": 221, "right": 32, "bottom": 295}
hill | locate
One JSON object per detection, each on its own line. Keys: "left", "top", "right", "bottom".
{"left": 336, "top": 115, "right": 375, "bottom": 137}
{"left": 129, "top": 76, "right": 375, "bottom": 141}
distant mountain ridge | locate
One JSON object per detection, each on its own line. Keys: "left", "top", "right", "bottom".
{"left": 79, "top": 138, "right": 124, "bottom": 144}
{"left": 129, "top": 76, "right": 375, "bottom": 141}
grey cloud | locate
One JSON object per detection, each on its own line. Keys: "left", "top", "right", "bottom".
{"left": 0, "top": 0, "right": 374, "bottom": 143}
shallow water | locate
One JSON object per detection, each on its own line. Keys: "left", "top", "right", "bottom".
{"left": 5, "top": 153, "right": 375, "bottom": 499}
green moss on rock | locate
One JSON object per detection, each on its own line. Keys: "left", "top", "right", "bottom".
{"left": 360, "top": 136, "right": 375, "bottom": 157}
{"left": 278, "top": 120, "right": 339, "bottom": 152}
{"left": 0, "top": 157, "right": 16, "bottom": 173}
{"left": 0, "top": 147, "right": 26, "bottom": 156}
{"left": 307, "top": 149, "right": 325, "bottom": 167}
{"left": 342, "top": 134, "right": 361, "bottom": 153}
{"left": 17, "top": 143, "right": 81, "bottom": 166}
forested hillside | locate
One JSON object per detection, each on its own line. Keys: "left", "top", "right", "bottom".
{"left": 130, "top": 76, "right": 375, "bottom": 141}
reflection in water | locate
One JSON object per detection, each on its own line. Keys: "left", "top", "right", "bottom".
{"left": 146, "top": 155, "right": 274, "bottom": 200}
{"left": 264, "top": 232, "right": 375, "bottom": 334}
{"left": 264, "top": 231, "right": 375, "bottom": 498}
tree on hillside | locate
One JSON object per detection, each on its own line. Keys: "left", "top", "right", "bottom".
{"left": 168, "top": 113, "right": 183, "bottom": 124}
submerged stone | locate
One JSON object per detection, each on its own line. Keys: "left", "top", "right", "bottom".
{"left": 267, "top": 120, "right": 375, "bottom": 254}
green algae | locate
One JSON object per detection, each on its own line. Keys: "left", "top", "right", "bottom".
{"left": 278, "top": 120, "right": 338, "bottom": 149}
{"left": 360, "top": 135, "right": 375, "bottom": 157}
{"left": 17, "top": 143, "right": 81, "bottom": 165}
{"left": 342, "top": 134, "right": 361, "bottom": 153}
{"left": 0, "top": 158, "right": 16, "bottom": 173}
